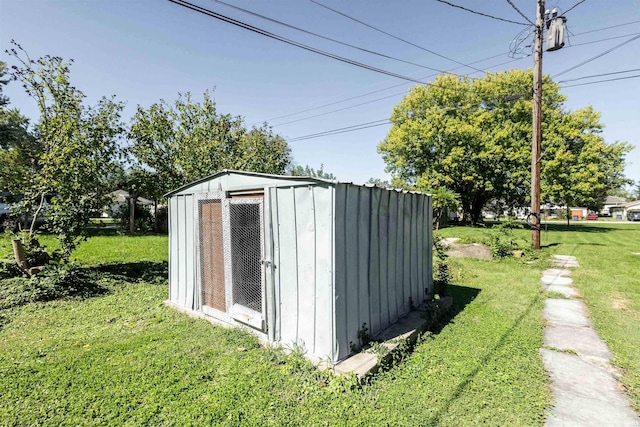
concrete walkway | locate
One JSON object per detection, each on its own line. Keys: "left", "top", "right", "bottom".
{"left": 541, "top": 255, "right": 639, "bottom": 426}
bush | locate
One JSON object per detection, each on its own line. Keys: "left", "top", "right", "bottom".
{"left": 0, "top": 264, "right": 106, "bottom": 310}
{"left": 432, "top": 236, "right": 451, "bottom": 297}
{"left": 114, "top": 200, "right": 154, "bottom": 232}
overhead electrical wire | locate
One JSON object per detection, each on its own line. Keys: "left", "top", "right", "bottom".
{"left": 562, "top": 0, "right": 587, "bottom": 16}
{"left": 242, "top": 13, "right": 638, "bottom": 128}
{"left": 308, "top": 0, "right": 485, "bottom": 73}
{"left": 553, "top": 34, "right": 640, "bottom": 77}
{"left": 168, "top": 0, "right": 426, "bottom": 83}
{"left": 568, "top": 32, "right": 640, "bottom": 47}
{"left": 505, "top": 0, "right": 535, "bottom": 26}
{"left": 211, "top": 0, "right": 457, "bottom": 75}
{"left": 571, "top": 19, "right": 640, "bottom": 37}
{"left": 287, "top": 73, "right": 640, "bottom": 141}
{"left": 269, "top": 54, "right": 528, "bottom": 127}
{"left": 434, "top": 0, "right": 531, "bottom": 26}
{"left": 286, "top": 119, "right": 390, "bottom": 142}
{"left": 561, "top": 74, "right": 640, "bottom": 88}
{"left": 556, "top": 68, "right": 640, "bottom": 83}
{"left": 254, "top": 51, "right": 510, "bottom": 125}
{"left": 270, "top": 26, "right": 635, "bottom": 128}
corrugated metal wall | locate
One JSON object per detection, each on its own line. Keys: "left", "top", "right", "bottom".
{"left": 169, "top": 194, "right": 197, "bottom": 310}
{"left": 334, "top": 184, "right": 432, "bottom": 361}
{"left": 267, "top": 184, "right": 336, "bottom": 361}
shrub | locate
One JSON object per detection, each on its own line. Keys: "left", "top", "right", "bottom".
{"left": 114, "top": 200, "right": 154, "bottom": 232}
{"left": 432, "top": 236, "right": 451, "bottom": 296}
{"left": 0, "top": 264, "right": 106, "bottom": 310}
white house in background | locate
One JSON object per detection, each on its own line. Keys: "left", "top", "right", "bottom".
{"left": 103, "top": 190, "right": 154, "bottom": 218}
{"left": 623, "top": 200, "right": 640, "bottom": 221}
{"left": 600, "top": 195, "right": 627, "bottom": 218}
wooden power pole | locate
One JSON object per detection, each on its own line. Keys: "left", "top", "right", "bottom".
{"left": 531, "top": 0, "right": 545, "bottom": 249}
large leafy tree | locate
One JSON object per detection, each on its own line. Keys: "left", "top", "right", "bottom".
{"left": 129, "top": 92, "right": 291, "bottom": 195}
{"left": 7, "top": 43, "right": 125, "bottom": 259}
{"left": 542, "top": 106, "right": 630, "bottom": 213}
{"left": 379, "top": 70, "right": 630, "bottom": 223}
{"left": 0, "top": 61, "right": 38, "bottom": 193}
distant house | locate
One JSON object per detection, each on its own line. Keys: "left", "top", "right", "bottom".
{"left": 623, "top": 200, "right": 640, "bottom": 220}
{"left": 600, "top": 196, "right": 627, "bottom": 218}
{"left": 103, "top": 190, "right": 154, "bottom": 218}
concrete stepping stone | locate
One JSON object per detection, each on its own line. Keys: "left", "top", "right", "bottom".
{"left": 541, "top": 276, "right": 574, "bottom": 286}
{"left": 542, "top": 268, "right": 572, "bottom": 277}
{"left": 544, "top": 299, "right": 590, "bottom": 327}
{"left": 551, "top": 255, "right": 580, "bottom": 268}
{"left": 541, "top": 349, "right": 639, "bottom": 426}
{"left": 545, "top": 285, "right": 580, "bottom": 298}
{"left": 544, "top": 324, "right": 613, "bottom": 361}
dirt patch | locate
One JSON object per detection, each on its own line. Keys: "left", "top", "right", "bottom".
{"left": 446, "top": 242, "right": 492, "bottom": 260}
{"left": 611, "top": 298, "right": 630, "bottom": 311}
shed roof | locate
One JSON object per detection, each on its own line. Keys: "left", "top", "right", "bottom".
{"left": 165, "top": 170, "right": 335, "bottom": 197}
{"left": 166, "top": 169, "right": 427, "bottom": 197}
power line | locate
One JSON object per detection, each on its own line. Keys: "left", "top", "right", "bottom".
{"left": 274, "top": 92, "right": 404, "bottom": 127}
{"left": 568, "top": 32, "right": 640, "bottom": 47}
{"left": 286, "top": 119, "right": 390, "bottom": 142}
{"left": 260, "top": 52, "right": 523, "bottom": 126}
{"left": 553, "top": 34, "right": 640, "bottom": 77}
{"left": 211, "top": 0, "right": 456, "bottom": 75}
{"left": 505, "top": 0, "right": 535, "bottom": 26}
{"left": 561, "top": 74, "right": 640, "bottom": 88}
{"left": 257, "top": 22, "right": 637, "bottom": 127}
{"left": 571, "top": 19, "right": 640, "bottom": 37}
{"left": 271, "top": 54, "right": 528, "bottom": 127}
{"left": 168, "top": 0, "right": 426, "bottom": 83}
{"left": 309, "top": 0, "right": 485, "bottom": 73}
{"left": 557, "top": 68, "right": 640, "bottom": 83}
{"left": 563, "top": 0, "right": 587, "bottom": 15}
{"left": 434, "top": 0, "right": 531, "bottom": 26}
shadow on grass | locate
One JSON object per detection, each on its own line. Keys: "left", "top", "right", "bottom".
{"left": 0, "top": 261, "right": 168, "bottom": 330}
{"left": 366, "top": 284, "right": 481, "bottom": 379}
{"left": 427, "top": 290, "right": 542, "bottom": 425}
{"left": 90, "top": 261, "right": 168, "bottom": 285}
{"left": 444, "top": 221, "right": 624, "bottom": 234}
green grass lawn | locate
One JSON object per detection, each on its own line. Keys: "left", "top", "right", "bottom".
{"left": 1, "top": 223, "right": 637, "bottom": 425}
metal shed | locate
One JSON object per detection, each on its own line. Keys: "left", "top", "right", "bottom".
{"left": 166, "top": 170, "right": 433, "bottom": 363}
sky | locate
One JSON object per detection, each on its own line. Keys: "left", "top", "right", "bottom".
{"left": 1, "top": 0, "right": 639, "bottom": 187}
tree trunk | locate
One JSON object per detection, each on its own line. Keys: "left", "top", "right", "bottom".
{"left": 566, "top": 206, "right": 570, "bottom": 229}
{"left": 153, "top": 200, "right": 158, "bottom": 233}
{"left": 129, "top": 196, "right": 136, "bottom": 234}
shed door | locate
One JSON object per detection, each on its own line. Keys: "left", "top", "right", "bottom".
{"left": 224, "top": 197, "right": 267, "bottom": 330}
{"left": 199, "top": 199, "right": 226, "bottom": 312}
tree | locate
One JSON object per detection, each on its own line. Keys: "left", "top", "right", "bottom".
{"left": 288, "top": 163, "right": 336, "bottom": 180}
{"left": 7, "top": 42, "right": 125, "bottom": 259}
{"left": 129, "top": 92, "right": 291, "bottom": 195}
{"left": 0, "top": 61, "right": 39, "bottom": 193}
{"left": 541, "top": 106, "right": 631, "bottom": 221}
{"left": 378, "top": 70, "right": 630, "bottom": 224}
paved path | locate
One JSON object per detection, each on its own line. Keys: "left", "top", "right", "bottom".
{"left": 541, "top": 255, "right": 639, "bottom": 426}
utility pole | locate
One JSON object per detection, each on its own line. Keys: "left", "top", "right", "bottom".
{"left": 531, "top": 0, "right": 545, "bottom": 249}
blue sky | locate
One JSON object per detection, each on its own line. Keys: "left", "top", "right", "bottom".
{"left": 1, "top": 0, "right": 639, "bottom": 187}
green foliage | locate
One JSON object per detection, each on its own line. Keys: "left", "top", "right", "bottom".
{"left": 288, "top": 163, "right": 336, "bottom": 180}
{"left": 6, "top": 42, "right": 126, "bottom": 259}
{"left": 433, "top": 236, "right": 451, "bottom": 296}
{"left": 129, "top": 91, "right": 291, "bottom": 195}
{"left": 114, "top": 200, "right": 154, "bottom": 233}
{"left": 541, "top": 106, "right": 632, "bottom": 210}
{"left": 379, "top": 70, "right": 631, "bottom": 223}
{"left": 429, "top": 187, "right": 460, "bottom": 230}
{"left": 0, "top": 264, "right": 104, "bottom": 310}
